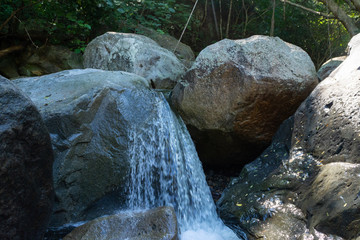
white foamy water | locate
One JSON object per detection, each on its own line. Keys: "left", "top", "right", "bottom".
{"left": 127, "top": 92, "right": 240, "bottom": 240}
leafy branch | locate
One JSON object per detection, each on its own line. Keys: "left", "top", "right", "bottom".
{"left": 0, "top": 0, "right": 42, "bottom": 32}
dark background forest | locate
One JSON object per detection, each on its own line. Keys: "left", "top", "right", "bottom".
{"left": 1, "top": 0, "right": 359, "bottom": 68}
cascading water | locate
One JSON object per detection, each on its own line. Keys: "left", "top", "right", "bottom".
{"left": 127, "top": 92, "right": 240, "bottom": 240}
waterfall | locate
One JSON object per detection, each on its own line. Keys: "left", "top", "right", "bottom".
{"left": 127, "top": 93, "right": 240, "bottom": 240}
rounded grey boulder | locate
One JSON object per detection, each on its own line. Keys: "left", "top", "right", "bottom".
{"left": 171, "top": 35, "right": 318, "bottom": 165}
{"left": 83, "top": 32, "right": 186, "bottom": 89}
{"left": 135, "top": 25, "right": 195, "bottom": 68}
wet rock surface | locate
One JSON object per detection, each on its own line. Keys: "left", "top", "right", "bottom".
{"left": 13, "top": 69, "right": 166, "bottom": 226}
{"left": 218, "top": 33, "right": 360, "bottom": 239}
{"left": 171, "top": 35, "right": 318, "bottom": 166}
{"left": 0, "top": 75, "right": 54, "bottom": 240}
{"left": 300, "top": 162, "right": 360, "bottom": 238}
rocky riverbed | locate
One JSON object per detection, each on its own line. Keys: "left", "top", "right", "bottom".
{"left": 205, "top": 167, "right": 241, "bottom": 203}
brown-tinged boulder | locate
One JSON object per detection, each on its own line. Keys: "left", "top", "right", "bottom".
{"left": 83, "top": 32, "right": 186, "bottom": 89}
{"left": 171, "top": 35, "right": 318, "bottom": 165}
{"left": 18, "top": 45, "right": 83, "bottom": 77}
{"left": 135, "top": 25, "right": 195, "bottom": 68}
{"left": 0, "top": 75, "right": 54, "bottom": 240}
{"left": 317, "top": 56, "right": 346, "bottom": 81}
{"left": 218, "top": 33, "right": 360, "bottom": 240}
{"left": 63, "top": 206, "right": 178, "bottom": 240}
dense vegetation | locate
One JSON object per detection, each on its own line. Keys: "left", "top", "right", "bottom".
{"left": 1, "top": 0, "right": 359, "bottom": 67}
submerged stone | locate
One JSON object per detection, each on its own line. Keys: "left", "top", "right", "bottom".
{"left": 63, "top": 206, "right": 178, "bottom": 240}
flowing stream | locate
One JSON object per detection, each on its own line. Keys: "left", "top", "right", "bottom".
{"left": 127, "top": 93, "right": 239, "bottom": 240}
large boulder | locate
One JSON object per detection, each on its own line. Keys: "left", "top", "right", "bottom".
{"left": 171, "top": 35, "right": 318, "bottom": 165}
{"left": 13, "top": 69, "right": 165, "bottom": 226}
{"left": 83, "top": 32, "right": 186, "bottom": 89}
{"left": 0, "top": 75, "right": 54, "bottom": 240}
{"left": 135, "top": 25, "right": 195, "bottom": 68}
{"left": 218, "top": 33, "right": 360, "bottom": 239}
{"left": 63, "top": 206, "right": 178, "bottom": 240}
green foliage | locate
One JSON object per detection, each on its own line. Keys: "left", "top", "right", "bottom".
{"left": 0, "top": 0, "right": 191, "bottom": 52}
{"left": 0, "top": 0, "right": 354, "bottom": 66}
{"left": 108, "top": 0, "right": 191, "bottom": 36}
{"left": 204, "top": 0, "right": 351, "bottom": 67}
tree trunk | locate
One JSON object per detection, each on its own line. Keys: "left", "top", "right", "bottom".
{"left": 270, "top": 0, "right": 276, "bottom": 36}
{"left": 319, "top": 0, "right": 359, "bottom": 36}
{"left": 219, "top": 0, "right": 223, "bottom": 39}
{"left": 225, "top": 0, "right": 234, "bottom": 38}
{"left": 242, "top": 0, "right": 249, "bottom": 36}
{"left": 201, "top": 0, "right": 208, "bottom": 26}
{"left": 0, "top": 45, "right": 24, "bottom": 58}
{"left": 210, "top": 0, "right": 220, "bottom": 38}
{"left": 280, "top": 0, "right": 333, "bottom": 18}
